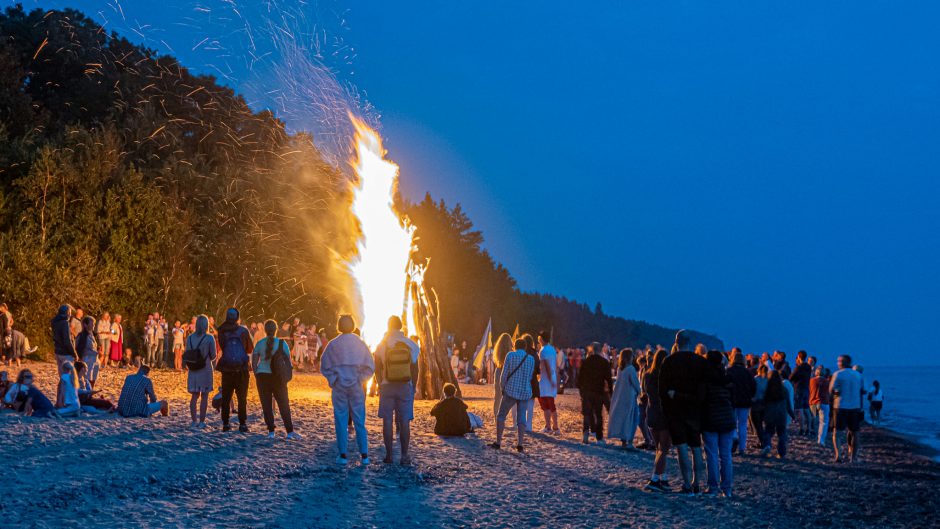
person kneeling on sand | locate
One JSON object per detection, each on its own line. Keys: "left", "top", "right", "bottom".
{"left": 374, "top": 316, "right": 420, "bottom": 465}
{"left": 491, "top": 338, "right": 536, "bottom": 453}
{"left": 431, "top": 383, "right": 472, "bottom": 437}
{"left": 321, "top": 314, "right": 375, "bottom": 466}
{"left": 117, "top": 364, "right": 168, "bottom": 418}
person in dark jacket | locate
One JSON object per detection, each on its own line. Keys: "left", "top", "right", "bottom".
{"left": 216, "top": 308, "right": 254, "bottom": 432}
{"left": 643, "top": 349, "right": 672, "bottom": 492}
{"left": 727, "top": 349, "right": 757, "bottom": 454}
{"left": 658, "top": 330, "right": 709, "bottom": 495}
{"left": 577, "top": 343, "right": 612, "bottom": 444}
{"left": 430, "top": 383, "right": 472, "bottom": 436}
{"left": 789, "top": 350, "right": 813, "bottom": 436}
{"left": 702, "top": 351, "right": 736, "bottom": 497}
{"left": 51, "top": 305, "right": 77, "bottom": 372}
{"left": 762, "top": 370, "right": 795, "bottom": 458}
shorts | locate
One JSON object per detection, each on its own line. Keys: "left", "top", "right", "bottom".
{"left": 794, "top": 391, "right": 810, "bottom": 410}
{"left": 378, "top": 382, "right": 414, "bottom": 421}
{"left": 834, "top": 408, "right": 861, "bottom": 432}
{"left": 538, "top": 397, "right": 556, "bottom": 411}
{"left": 667, "top": 417, "right": 702, "bottom": 448}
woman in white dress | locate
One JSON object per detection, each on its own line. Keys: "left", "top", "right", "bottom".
{"left": 608, "top": 348, "right": 641, "bottom": 449}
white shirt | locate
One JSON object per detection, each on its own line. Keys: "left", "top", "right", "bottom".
{"left": 539, "top": 344, "right": 558, "bottom": 398}
{"left": 61, "top": 373, "right": 80, "bottom": 407}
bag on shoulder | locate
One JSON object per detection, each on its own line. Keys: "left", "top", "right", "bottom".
{"left": 183, "top": 336, "right": 207, "bottom": 371}
{"left": 385, "top": 340, "right": 413, "bottom": 383}
{"left": 218, "top": 329, "right": 249, "bottom": 372}
{"left": 271, "top": 339, "right": 293, "bottom": 384}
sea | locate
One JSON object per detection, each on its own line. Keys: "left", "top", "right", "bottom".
{"left": 865, "top": 366, "right": 940, "bottom": 461}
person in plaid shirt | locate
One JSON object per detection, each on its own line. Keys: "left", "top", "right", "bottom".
{"left": 490, "top": 338, "right": 536, "bottom": 452}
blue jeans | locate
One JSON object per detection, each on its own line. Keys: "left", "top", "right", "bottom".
{"left": 733, "top": 408, "right": 749, "bottom": 451}
{"left": 702, "top": 430, "right": 734, "bottom": 494}
{"left": 331, "top": 384, "right": 368, "bottom": 456}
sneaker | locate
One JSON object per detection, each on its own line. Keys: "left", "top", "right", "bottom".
{"left": 692, "top": 484, "right": 702, "bottom": 495}
{"left": 644, "top": 480, "right": 664, "bottom": 492}
{"left": 286, "top": 432, "right": 302, "bottom": 440}
{"left": 581, "top": 433, "right": 590, "bottom": 444}
{"left": 222, "top": 424, "right": 232, "bottom": 432}
{"left": 659, "top": 479, "right": 672, "bottom": 489}
{"left": 336, "top": 455, "right": 348, "bottom": 466}
{"left": 679, "top": 485, "right": 695, "bottom": 496}
{"left": 489, "top": 442, "right": 501, "bottom": 450}
{"left": 541, "top": 427, "right": 553, "bottom": 434}
{"left": 198, "top": 422, "right": 207, "bottom": 429}
{"left": 515, "top": 445, "right": 525, "bottom": 453}
{"left": 267, "top": 432, "right": 276, "bottom": 439}
{"left": 553, "top": 430, "right": 562, "bottom": 436}
{"left": 360, "top": 455, "right": 370, "bottom": 465}
{"left": 239, "top": 423, "right": 249, "bottom": 433}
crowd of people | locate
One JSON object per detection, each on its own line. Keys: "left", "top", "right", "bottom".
{"left": 1, "top": 303, "right": 886, "bottom": 494}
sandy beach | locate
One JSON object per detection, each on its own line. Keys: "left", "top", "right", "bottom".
{"left": 1, "top": 361, "right": 937, "bottom": 529}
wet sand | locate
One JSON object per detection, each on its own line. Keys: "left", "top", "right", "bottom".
{"left": 1, "top": 361, "right": 937, "bottom": 529}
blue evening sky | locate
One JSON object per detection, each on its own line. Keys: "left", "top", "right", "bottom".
{"left": 11, "top": 1, "right": 940, "bottom": 365}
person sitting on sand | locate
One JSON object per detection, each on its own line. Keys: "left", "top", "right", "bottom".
{"left": 55, "top": 361, "right": 83, "bottom": 417}
{"left": 320, "top": 314, "right": 375, "bottom": 466}
{"left": 830, "top": 355, "right": 864, "bottom": 463}
{"left": 116, "top": 364, "right": 168, "bottom": 418}
{"left": 5, "top": 369, "right": 57, "bottom": 417}
{"left": 75, "top": 361, "right": 115, "bottom": 412}
{"left": 431, "top": 383, "right": 472, "bottom": 437}
{"left": 373, "top": 316, "right": 420, "bottom": 465}
{"left": 491, "top": 338, "right": 536, "bottom": 452}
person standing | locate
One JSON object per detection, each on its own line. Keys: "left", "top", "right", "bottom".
{"left": 608, "top": 348, "right": 640, "bottom": 448}
{"left": 727, "top": 349, "right": 756, "bottom": 454}
{"left": 491, "top": 333, "right": 513, "bottom": 420}
{"left": 790, "top": 351, "right": 814, "bottom": 436}
{"left": 70, "top": 308, "right": 84, "bottom": 339}
{"left": 320, "top": 314, "right": 375, "bottom": 466}
{"left": 490, "top": 338, "right": 536, "bottom": 452}
{"left": 536, "top": 331, "right": 560, "bottom": 434}
{"left": 96, "top": 313, "right": 112, "bottom": 368}
{"left": 252, "top": 319, "right": 300, "bottom": 440}
{"left": 216, "top": 308, "right": 253, "bottom": 433}
{"left": 578, "top": 341, "right": 613, "bottom": 444}
{"left": 761, "top": 371, "right": 795, "bottom": 458}
{"left": 830, "top": 355, "right": 864, "bottom": 463}
{"left": 109, "top": 315, "right": 124, "bottom": 368}
{"left": 51, "top": 305, "right": 77, "bottom": 372}
{"left": 701, "top": 351, "right": 736, "bottom": 497}
{"left": 0, "top": 303, "right": 12, "bottom": 364}
{"left": 75, "top": 316, "right": 100, "bottom": 388}
{"left": 809, "top": 366, "right": 831, "bottom": 446}
{"left": 868, "top": 380, "right": 884, "bottom": 426}
{"left": 658, "top": 330, "right": 708, "bottom": 495}
{"left": 643, "top": 350, "right": 672, "bottom": 492}
{"left": 153, "top": 313, "right": 166, "bottom": 368}
{"left": 172, "top": 320, "right": 185, "bottom": 371}
{"left": 373, "top": 316, "right": 420, "bottom": 465}
{"left": 185, "top": 315, "right": 216, "bottom": 429}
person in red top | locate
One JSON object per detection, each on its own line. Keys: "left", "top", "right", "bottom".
{"left": 809, "top": 367, "right": 831, "bottom": 447}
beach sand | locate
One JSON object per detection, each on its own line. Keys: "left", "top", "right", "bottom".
{"left": 1, "top": 361, "right": 937, "bottom": 529}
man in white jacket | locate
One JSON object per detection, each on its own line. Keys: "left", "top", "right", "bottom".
{"left": 320, "top": 314, "right": 375, "bottom": 466}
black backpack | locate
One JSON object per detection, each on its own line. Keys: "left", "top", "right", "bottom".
{"left": 270, "top": 339, "right": 293, "bottom": 384}
{"left": 183, "top": 335, "right": 207, "bottom": 371}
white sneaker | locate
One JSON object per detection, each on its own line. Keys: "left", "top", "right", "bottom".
{"left": 286, "top": 432, "right": 302, "bottom": 440}
{"left": 336, "top": 455, "right": 348, "bottom": 466}
{"left": 267, "top": 432, "right": 276, "bottom": 439}
{"left": 553, "top": 430, "right": 562, "bottom": 436}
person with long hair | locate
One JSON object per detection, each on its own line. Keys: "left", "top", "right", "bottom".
{"left": 186, "top": 315, "right": 216, "bottom": 429}
{"left": 762, "top": 370, "right": 795, "bottom": 458}
{"left": 643, "top": 349, "right": 672, "bottom": 491}
{"left": 55, "top": 361, "right": 82, "bottom": 417}
{"left": 702, "top": 350, "right": 736, "bottom": 497}
{"left": 749, "top": 364, "right": 770, "bottom": 451}
{"left": 727, "top": 349, "right": 756, "bottom": 454}
{"left": 75, "top": 316, "right": 99, "bottom": 388}
{"left": 491, "top": 333, "right": 513, "bottom": 419}
{"left": 108, "top": 314, "right": 124, "bottom": 367}
{"left": 608, "top": 348, "right": 641, "bottom": 449}
{"left": 252, "top": 319, "right": 299, "bottom": 440}
{"left": 75, "top": 360, "right": 115, "bottom": 412}
{"left": 521, "top": 333, "right": 539, "bottom": 432}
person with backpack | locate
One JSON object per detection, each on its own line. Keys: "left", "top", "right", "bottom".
{"left": 252, "top": 319, "right": 300, "bottom": 440}
{"left": 320, "top": 314, "right": 375, "bottom": 466}
{"left": 216, "top": 308, "right": 254, "bottom": 433}
{"left": 184, "top": 315, "right": 216, "bottom": 429}
{"left": 373, "top": 316, "right": 420, "bottom": 465}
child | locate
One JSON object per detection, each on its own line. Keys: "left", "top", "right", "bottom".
{"left": 430, "top": 383, "right": 472, "bottom": 437}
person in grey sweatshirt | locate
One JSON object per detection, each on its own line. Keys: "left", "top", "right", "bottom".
{"left": 320, "top": 314, "right": 375, "bottom": 466}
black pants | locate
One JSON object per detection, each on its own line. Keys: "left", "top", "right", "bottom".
{"left": 749, "top": 405, "right": 766, "bottom": 448}
{"left": 220, "top": 370, "right": 249, "bottom": 426}
{"left": 581, "top": 391, "right": 605, "bottom": 440}
{"left": 256, "top": 373, "right": 293, "bottom": 433}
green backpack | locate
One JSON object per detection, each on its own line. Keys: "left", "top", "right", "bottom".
{"left": 385, "top": 341, "right": 414, "bottom": 383}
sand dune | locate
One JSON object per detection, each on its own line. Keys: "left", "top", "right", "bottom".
{"left": 1, "top": 361, "right": 936, "bottom": 528}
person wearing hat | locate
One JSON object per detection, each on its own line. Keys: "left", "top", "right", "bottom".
{"left": 216, "top": 307, "right": 254, "bottom": 432}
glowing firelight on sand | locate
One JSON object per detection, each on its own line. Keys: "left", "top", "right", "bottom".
{"left": 348, "top": 114, "right": 414, "bottom": 347}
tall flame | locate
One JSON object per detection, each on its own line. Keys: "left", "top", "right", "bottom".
{"left": 348, "top": 115, "right": 413, "bottom": 346}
